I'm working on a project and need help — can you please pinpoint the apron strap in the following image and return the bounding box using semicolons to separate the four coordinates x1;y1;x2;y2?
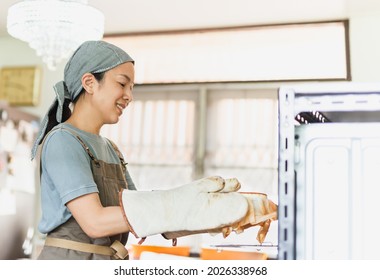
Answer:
44;237;129;260
106;138;128;168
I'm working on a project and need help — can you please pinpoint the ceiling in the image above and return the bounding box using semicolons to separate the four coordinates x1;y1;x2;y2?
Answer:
0;0;380;38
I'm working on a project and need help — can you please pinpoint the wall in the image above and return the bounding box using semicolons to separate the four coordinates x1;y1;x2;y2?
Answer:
350;13;380;82
1;12;380;120
0;37;65;120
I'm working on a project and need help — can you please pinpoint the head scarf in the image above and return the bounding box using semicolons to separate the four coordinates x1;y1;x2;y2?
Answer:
31;40;134;159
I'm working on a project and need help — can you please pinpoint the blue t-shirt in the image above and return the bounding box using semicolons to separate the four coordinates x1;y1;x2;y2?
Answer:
38;123;135;234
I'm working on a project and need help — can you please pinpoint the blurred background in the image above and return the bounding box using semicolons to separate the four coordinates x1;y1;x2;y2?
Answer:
1;0;380;260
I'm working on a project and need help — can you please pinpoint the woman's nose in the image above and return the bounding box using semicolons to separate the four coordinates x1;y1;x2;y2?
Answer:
123;89;133;103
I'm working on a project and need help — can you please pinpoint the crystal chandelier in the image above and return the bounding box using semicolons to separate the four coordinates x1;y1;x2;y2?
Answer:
7;0;104;70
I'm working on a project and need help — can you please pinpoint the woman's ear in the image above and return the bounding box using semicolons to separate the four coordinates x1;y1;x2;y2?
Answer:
81;73;95;94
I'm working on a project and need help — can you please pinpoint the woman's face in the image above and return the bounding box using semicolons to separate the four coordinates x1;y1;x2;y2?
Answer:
92;62;135;125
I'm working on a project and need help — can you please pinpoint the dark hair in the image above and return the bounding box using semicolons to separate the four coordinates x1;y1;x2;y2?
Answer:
92;71;105;82
73;71;106;103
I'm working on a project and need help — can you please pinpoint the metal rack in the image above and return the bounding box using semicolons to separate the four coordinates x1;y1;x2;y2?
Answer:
278;83;380;260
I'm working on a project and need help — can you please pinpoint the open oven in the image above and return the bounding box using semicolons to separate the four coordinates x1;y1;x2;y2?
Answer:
278;83;380;259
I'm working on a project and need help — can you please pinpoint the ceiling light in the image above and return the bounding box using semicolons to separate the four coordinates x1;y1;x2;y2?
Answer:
7;0;104;70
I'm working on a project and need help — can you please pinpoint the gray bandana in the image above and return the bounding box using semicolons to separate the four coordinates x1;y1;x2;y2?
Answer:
31;40;134;159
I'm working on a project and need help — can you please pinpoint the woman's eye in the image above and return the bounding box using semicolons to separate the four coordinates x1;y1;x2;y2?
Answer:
119;83;125;87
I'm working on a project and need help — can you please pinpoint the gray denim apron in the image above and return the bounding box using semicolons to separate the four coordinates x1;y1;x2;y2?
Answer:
37;128;129;260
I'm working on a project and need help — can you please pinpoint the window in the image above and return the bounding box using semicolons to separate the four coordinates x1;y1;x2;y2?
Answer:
204;89;278;197
105;20;350;84
101;88;198;189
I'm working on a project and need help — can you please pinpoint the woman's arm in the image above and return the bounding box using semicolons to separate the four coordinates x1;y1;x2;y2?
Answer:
66;193;129;239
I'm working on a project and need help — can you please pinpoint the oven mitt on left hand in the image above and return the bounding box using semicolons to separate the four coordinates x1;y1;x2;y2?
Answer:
162;192;277;245
222;192;278;243
119;176;249;239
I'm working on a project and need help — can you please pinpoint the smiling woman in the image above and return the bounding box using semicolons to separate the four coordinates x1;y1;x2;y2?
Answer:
31;40;136;260
72;62;135;128
30;40;262;260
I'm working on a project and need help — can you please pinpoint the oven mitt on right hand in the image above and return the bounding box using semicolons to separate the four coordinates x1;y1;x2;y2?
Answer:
119;176;249;239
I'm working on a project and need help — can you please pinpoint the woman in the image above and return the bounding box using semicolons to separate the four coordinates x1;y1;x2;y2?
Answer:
31;40;250;260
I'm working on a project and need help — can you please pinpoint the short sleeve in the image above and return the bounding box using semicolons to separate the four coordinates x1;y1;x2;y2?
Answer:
41;129;99;205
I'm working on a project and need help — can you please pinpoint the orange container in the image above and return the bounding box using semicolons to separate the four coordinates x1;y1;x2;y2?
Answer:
200;247;267;260
130;244;191;260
